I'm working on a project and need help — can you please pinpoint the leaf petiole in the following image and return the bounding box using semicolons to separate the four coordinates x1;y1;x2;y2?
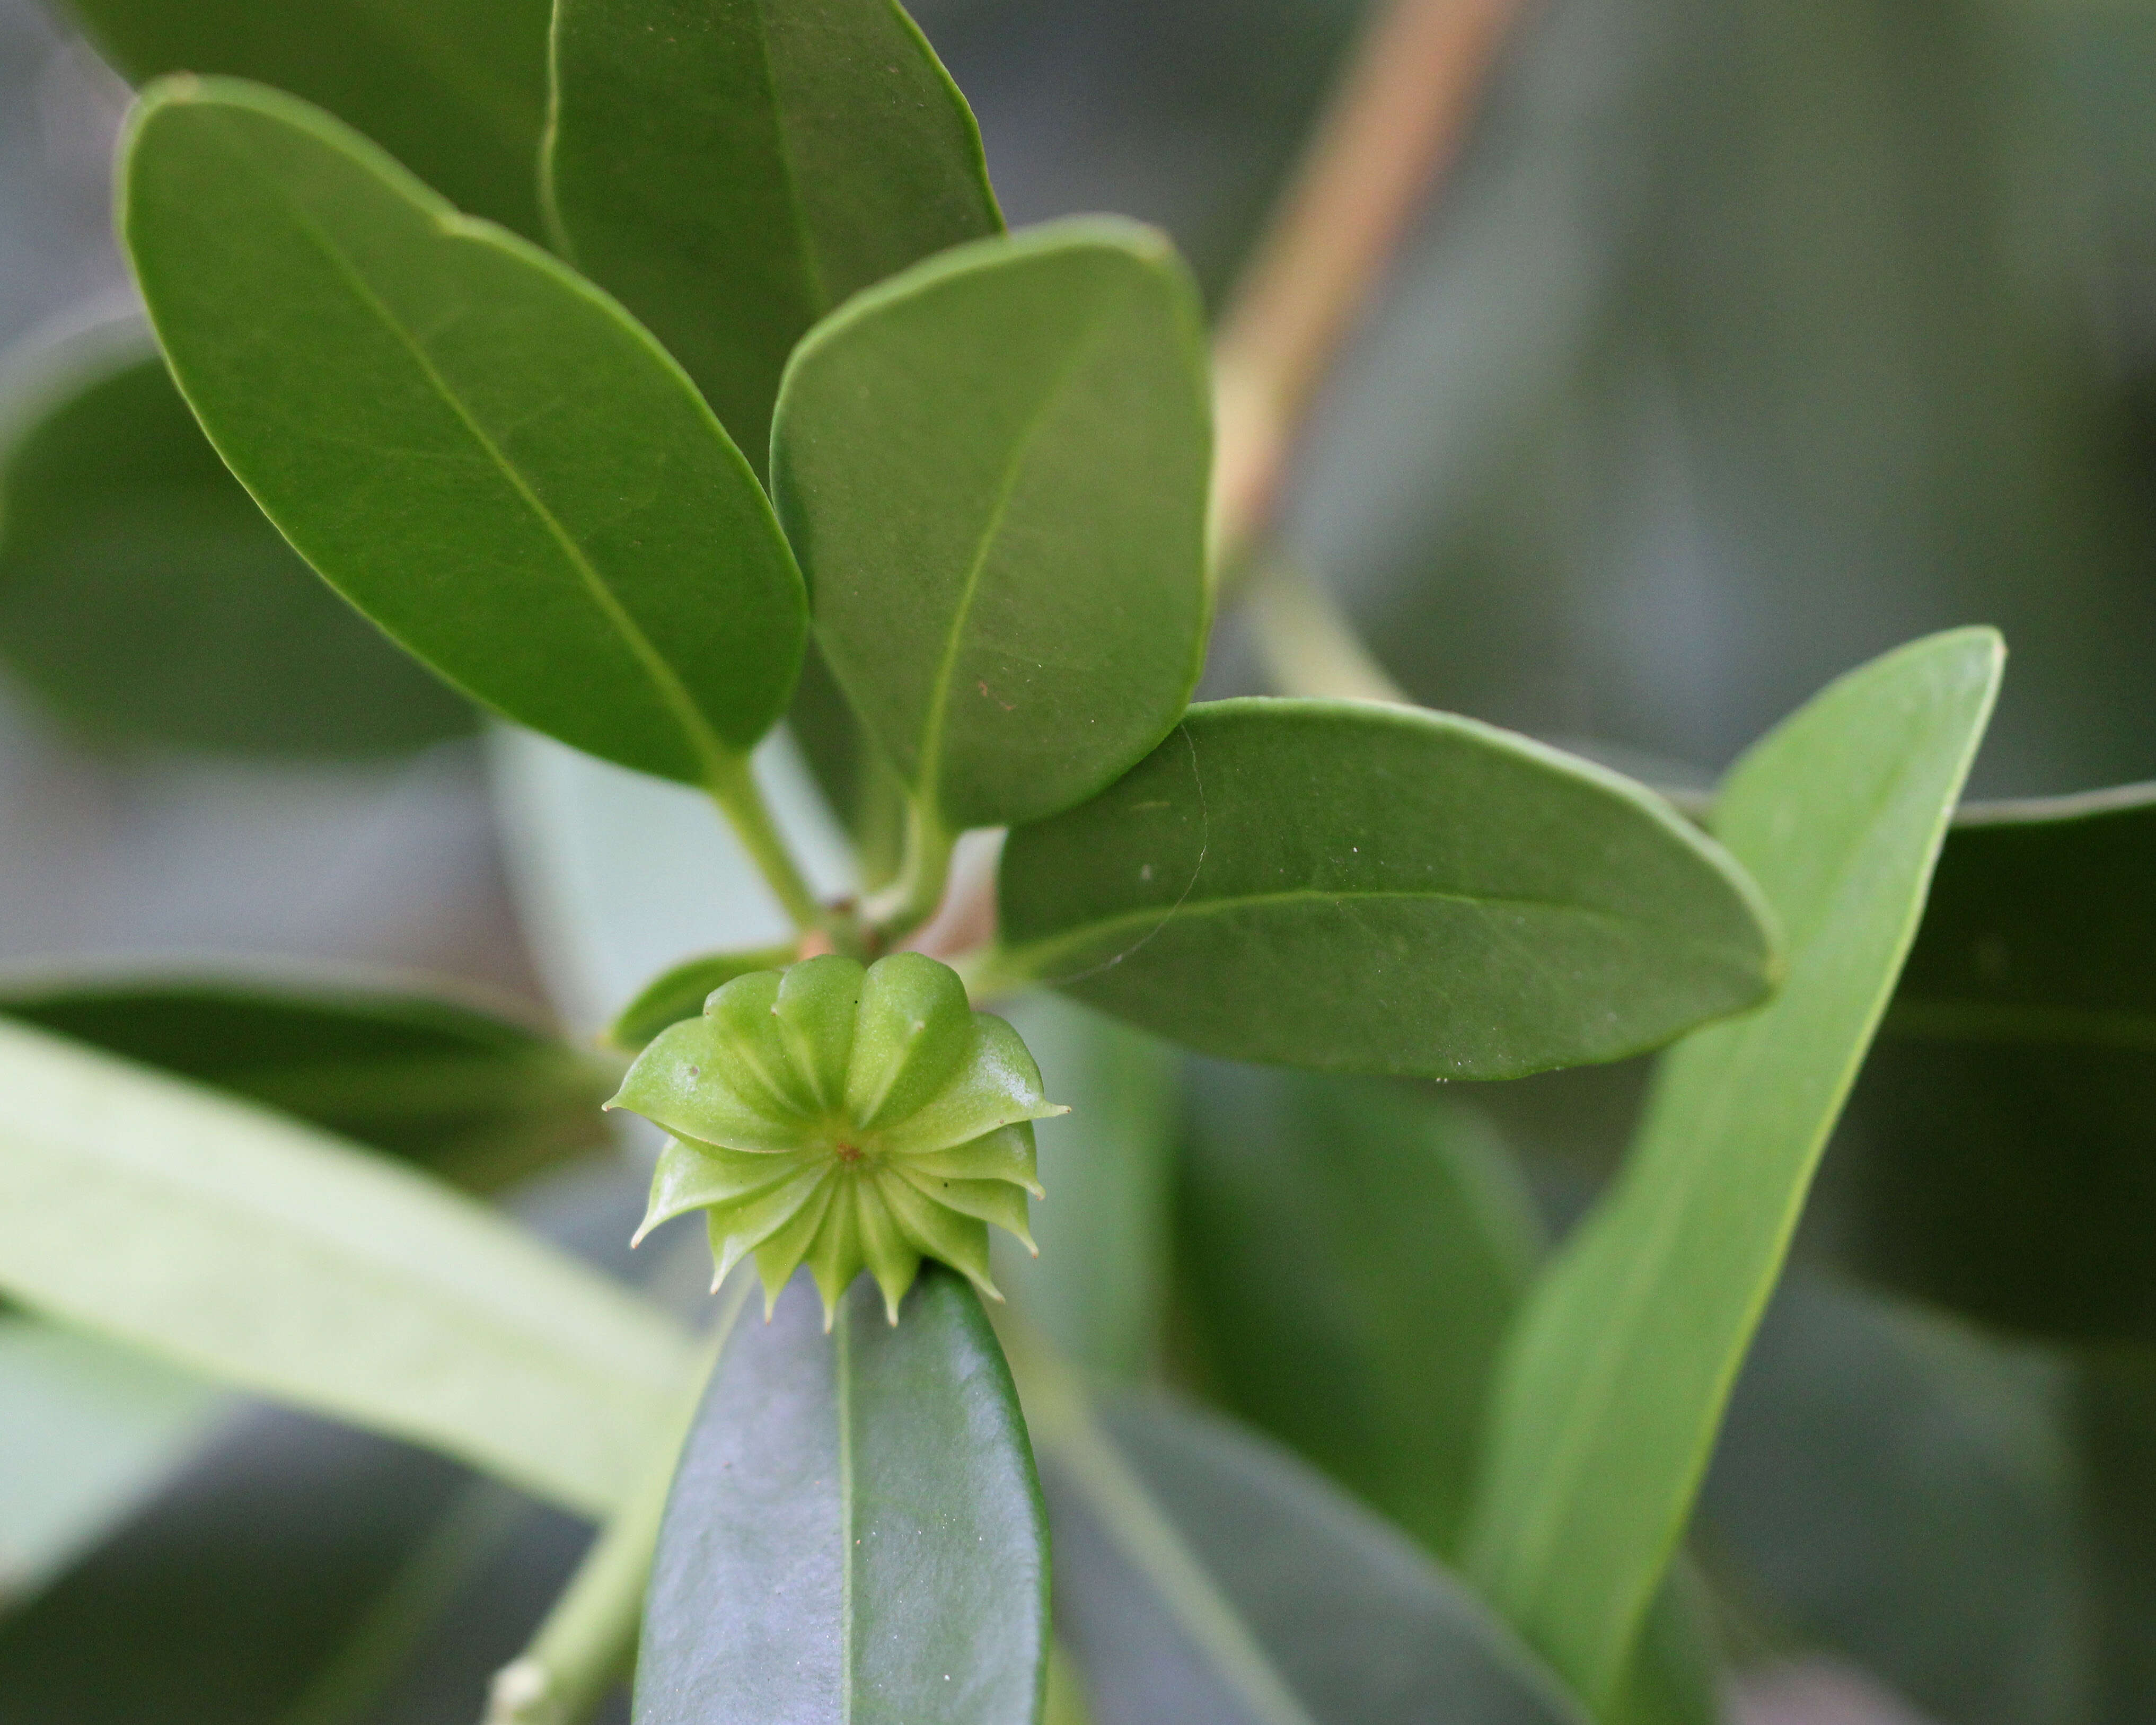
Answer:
706;751;828;937
864;796;957;945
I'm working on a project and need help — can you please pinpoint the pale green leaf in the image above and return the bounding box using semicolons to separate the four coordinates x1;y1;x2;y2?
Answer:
0;1017;696;1516
1463;628;2003;1709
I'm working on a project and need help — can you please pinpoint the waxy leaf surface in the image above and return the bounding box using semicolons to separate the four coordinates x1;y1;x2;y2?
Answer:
121;78;806;786
637;1266;1046;1724
773;221;1211;832
998;699;1779;1078
0;972;615;1193
0;324;470;758
0;1017;694;1516
62;0;552;235
547;0;1000;466
1463;629;2002;1709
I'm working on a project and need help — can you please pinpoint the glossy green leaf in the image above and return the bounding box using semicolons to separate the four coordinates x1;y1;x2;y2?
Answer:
606;944;799;1051
0;1316;224;1609
545;0;1001;468
61;0;552;236
636;1266;1046;1724
1825;779;2156;1341
121;77;807;786
1179;1064;1538;1556
772;220;1211;832
0;1016;696;1516
1025;1371;1592;1725
998;994;1180;1380
0;972;615;1193
998;698;1780;1078
1463;628;2003;1709
0;323;471;759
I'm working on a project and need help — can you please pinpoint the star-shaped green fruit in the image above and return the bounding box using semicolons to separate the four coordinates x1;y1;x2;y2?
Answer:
609;952;1064;1326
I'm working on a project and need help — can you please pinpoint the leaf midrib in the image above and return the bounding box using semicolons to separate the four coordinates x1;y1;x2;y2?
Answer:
1004;884;1764;981
911;286;1122;813
204;107;733;783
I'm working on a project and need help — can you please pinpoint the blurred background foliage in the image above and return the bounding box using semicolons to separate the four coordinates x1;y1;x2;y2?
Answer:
1;0;2153;1721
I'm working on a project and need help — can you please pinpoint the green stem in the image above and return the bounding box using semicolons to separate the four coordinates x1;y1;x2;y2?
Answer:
707;751;826;936
1244;558;1409;705
484;1282;750;1725
865;796;956;945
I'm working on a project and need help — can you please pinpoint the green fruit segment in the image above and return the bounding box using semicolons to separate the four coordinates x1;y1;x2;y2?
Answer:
612;953;1062;1323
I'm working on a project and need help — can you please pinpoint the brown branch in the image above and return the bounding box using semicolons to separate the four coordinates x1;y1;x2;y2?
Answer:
1209;0;1530;575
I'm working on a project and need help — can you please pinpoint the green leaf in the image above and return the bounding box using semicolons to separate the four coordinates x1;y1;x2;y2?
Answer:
0;1316;224;1610
0;971;617;1193
120;76;807;786
0;1016;696;1516
606;945;799;1051
1825;779;2156;1341
1174;1063;1725;1723
1178;1064;1538;1556
637;1266;1046;1724
0;322;471;759
997;698;1781;1078
61;0;553;236
1025;1373;1592;1725
998;994;1180;1380
771;220;1212;832
545;0;1001;468
1462;628;2003;1709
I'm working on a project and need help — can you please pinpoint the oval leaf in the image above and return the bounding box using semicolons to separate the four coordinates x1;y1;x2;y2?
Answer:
997;698;1780;1078
0;971;617;1193
637;1265;1047;1724
0;1016;695;1516
546;0;1001;467
0;322;472;759
120;76;807;785
62;0;553;236
772;220;1212;832
1463;628;2003;1710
